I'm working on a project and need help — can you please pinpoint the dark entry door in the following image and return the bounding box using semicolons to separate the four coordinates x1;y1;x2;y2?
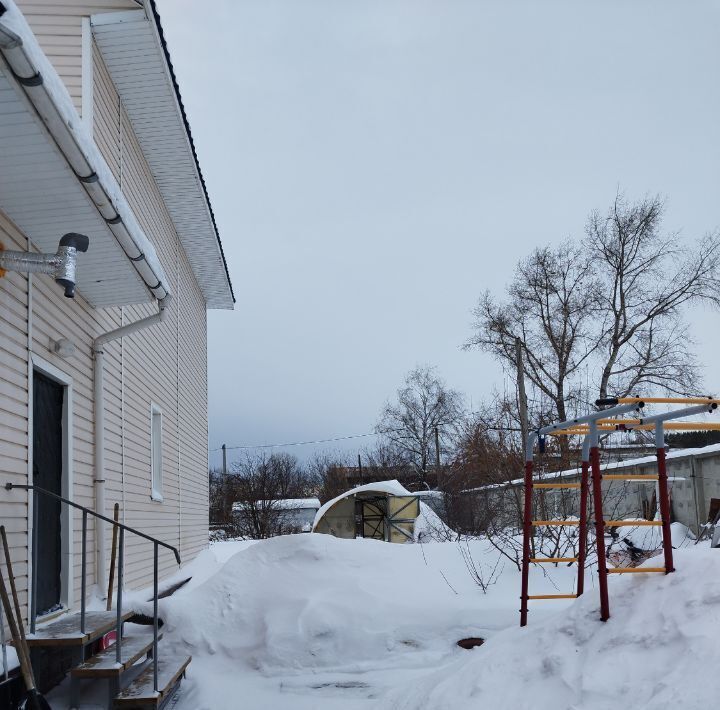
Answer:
33;371;64;616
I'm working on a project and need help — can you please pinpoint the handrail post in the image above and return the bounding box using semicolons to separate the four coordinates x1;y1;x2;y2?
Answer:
81;510;87;635
153;541;159;694
30;489;38;635
115;527;124;664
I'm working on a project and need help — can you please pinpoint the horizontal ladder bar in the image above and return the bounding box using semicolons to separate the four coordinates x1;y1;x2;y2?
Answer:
614;396;718;405
527;594;577;600
607;567;666;574
602;474;658;481
532;520;580;526
604;520;662;527
530;557;578;563
551;422;720;435
532;482;581;489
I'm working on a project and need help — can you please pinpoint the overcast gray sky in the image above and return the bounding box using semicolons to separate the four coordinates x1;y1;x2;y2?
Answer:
156;0;720;468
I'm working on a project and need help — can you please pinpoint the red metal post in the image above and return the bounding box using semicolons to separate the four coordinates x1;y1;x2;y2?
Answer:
520;460;534;627
576;459;590;596
590;445;610;621
655;444;675;573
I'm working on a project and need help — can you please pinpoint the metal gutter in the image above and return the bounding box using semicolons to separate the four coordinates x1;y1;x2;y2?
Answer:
0;5;171;303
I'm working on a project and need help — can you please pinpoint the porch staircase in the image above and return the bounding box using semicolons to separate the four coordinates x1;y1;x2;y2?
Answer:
4;482;191;709
27;610;190;708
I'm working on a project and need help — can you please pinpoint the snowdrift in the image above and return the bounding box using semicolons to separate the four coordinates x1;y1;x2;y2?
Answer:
379;547;720;710
159;534;486;672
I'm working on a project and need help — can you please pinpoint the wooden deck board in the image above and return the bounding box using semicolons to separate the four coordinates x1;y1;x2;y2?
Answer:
114;654;191;708
71;629;163;678
25;610;134;647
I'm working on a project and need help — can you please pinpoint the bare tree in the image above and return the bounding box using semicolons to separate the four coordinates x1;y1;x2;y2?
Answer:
361;440;412;480
466;195;720;425
307;453;351;504
376;366;464;485
588;194;720;399
465;241;598;425
230;452;310;538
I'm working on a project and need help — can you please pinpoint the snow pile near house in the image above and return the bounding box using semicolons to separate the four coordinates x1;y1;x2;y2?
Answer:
414;502;455;541
379;546;720;710
159;534;487;673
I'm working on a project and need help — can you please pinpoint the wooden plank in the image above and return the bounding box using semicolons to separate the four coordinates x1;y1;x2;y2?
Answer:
114;654;191;707
25;610;133;647
71;629;162;677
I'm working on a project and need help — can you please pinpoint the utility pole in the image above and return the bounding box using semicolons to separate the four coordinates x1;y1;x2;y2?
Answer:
515;337;529;448
358;453;363;484
221;444;229;523
434;425;441;483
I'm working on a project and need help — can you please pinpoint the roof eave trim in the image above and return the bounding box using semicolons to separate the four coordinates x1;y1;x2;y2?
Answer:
144;0;235;307
0;1;171;303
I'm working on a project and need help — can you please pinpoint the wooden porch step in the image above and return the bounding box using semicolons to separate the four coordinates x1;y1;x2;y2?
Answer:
25;610;134;647
71;629;163;678
114;653;191;708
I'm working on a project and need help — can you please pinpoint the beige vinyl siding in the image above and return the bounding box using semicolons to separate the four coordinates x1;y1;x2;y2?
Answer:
2;1;210;621
0;213;30;620
92;40;121;181
17;0;138;112
120;98;208;582
94;62;208;587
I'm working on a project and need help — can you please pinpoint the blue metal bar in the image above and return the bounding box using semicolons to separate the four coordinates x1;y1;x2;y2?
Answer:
81;509;87;635
116;527;124;664
537;402;644;436
640;402;716;425
153;542;158;693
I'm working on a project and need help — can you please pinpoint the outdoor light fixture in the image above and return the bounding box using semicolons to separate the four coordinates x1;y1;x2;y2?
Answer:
0;232;89;298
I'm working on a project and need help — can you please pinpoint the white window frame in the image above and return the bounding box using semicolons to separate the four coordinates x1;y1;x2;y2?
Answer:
150;402;163;502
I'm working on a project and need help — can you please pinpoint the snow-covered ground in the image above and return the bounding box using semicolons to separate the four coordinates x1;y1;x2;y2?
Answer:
379;546;720;710
158;533;578;710
47;526;711;709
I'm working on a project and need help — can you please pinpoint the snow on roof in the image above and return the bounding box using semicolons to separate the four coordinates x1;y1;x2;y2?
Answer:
312;480;412;531
466;442;720;494
233;498;320;512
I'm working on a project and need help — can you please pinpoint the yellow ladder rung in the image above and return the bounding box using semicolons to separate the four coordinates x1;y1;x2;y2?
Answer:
527;594;577;600
530;557;578;563
532;520;580;526
603;474;659;481
533;483;581;489
607;567;666;574
605;520;662;527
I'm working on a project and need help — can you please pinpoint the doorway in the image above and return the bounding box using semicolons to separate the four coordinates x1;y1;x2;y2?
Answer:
32;370;65;617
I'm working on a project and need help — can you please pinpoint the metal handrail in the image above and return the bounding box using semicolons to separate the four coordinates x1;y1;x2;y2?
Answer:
5;482;181;694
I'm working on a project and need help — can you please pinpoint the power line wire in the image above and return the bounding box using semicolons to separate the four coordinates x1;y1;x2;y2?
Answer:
211;431;384;452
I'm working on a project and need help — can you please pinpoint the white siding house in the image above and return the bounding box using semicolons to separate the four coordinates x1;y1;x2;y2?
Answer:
0;0;232;652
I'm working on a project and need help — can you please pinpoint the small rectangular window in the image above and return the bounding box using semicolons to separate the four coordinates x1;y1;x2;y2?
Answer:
150;403;163;502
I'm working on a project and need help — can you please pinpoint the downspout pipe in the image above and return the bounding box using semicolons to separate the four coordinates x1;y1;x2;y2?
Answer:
93;298;169;594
